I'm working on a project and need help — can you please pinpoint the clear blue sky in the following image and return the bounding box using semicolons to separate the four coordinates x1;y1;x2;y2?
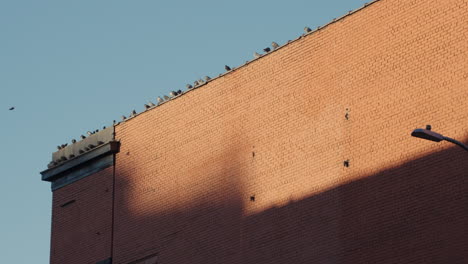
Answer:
0;0;367;262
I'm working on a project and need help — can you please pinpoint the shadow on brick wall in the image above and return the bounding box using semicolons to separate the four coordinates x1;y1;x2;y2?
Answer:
114;140;468;264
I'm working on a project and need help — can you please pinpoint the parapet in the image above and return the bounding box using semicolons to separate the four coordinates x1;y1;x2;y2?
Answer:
41;127;120;191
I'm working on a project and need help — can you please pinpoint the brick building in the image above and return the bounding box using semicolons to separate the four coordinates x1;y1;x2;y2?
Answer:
41;0;468;263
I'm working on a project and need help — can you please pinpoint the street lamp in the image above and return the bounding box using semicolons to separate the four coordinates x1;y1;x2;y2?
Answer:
411;125;468;152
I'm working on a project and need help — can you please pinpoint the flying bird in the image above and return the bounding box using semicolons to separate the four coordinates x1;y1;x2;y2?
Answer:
8;107;14;111
186;84;193;89
304;27;312;33
254;52;261;59
272;42;279;49
225;65;231;71
263;47;271;53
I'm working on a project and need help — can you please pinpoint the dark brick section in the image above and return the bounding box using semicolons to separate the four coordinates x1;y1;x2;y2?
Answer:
50;167;114;264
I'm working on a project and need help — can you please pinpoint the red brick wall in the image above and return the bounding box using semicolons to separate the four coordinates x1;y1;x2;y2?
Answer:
52;0;468;263
50;167;114;264
113;0;467;263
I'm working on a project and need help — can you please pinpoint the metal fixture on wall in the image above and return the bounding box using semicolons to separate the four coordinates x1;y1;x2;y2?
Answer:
411;125;468;152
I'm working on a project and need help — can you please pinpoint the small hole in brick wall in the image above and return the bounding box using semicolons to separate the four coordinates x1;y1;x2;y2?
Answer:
95;232;101;235
343;160;350;167
126;151;130;155
250;195;256;202
60;199;76;208
252;151;255;157
345;108;350;120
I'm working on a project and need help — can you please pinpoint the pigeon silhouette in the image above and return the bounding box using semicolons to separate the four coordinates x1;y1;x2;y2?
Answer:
8;107;14;111
225;65;231;71
272;42;279;49
263;47;271;53
254;52;261;59
304;27;312;33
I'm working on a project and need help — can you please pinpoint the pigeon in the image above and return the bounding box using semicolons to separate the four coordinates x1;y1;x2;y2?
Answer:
84;147;90;151
47;161;56;169
102;126;106;129
198;79;205;84
176;90;182;95
8;107;14;111
113;120;116;125
79;149;85;154
97;141;104;145
225;65;231;71
144;104;151;109
121;115;126;121
169;91;177;97
131;110;137;116
186;84;193;89
426;125;432;131
69;154;75;159
87;131;93;136
71;139;77;144
204;76;211;82
304;27;312;33
61;144;68;148
272;42;279;49
88;144;96;149
148;102;155;107
254;52;261;59
57;146;62;150
163;95;170;100
263;47;271;53
95;129;99;133
80;135;86;140
157;97;164;104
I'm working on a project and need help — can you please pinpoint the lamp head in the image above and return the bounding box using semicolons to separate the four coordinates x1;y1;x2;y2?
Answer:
411;128;444;142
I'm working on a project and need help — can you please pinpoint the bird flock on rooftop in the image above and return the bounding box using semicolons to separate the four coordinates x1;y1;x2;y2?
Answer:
45;5;369;163
48;25;331;159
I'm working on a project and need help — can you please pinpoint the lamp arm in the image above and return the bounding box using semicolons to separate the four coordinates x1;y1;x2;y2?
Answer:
442;136;468;152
